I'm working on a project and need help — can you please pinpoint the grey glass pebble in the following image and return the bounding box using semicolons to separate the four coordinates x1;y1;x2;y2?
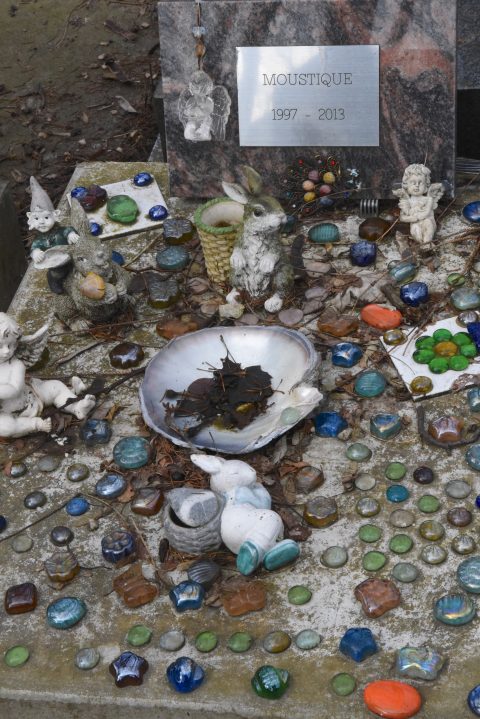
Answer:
445;480;471;499
392;562;419;583
346;443;372;462
37;455;61;473
452;534;477;555
11;535;33;553
159;630;185;651
389;509;415;528
24;491;47;509
9;462;27;478
67;463;90;482
356;497;381;517
354;473;376;491
321;546;348;568
420;545;447;565
295;629;322;650
50;526;74;546
75;647;100;670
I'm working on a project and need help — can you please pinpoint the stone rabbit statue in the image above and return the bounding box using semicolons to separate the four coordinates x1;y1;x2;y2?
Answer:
222;166;294;313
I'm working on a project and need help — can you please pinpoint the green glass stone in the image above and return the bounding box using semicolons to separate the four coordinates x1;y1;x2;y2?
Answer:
356;497;381;517
449;355;469;371
195;631;218;653
429;357;449;374
126;624;152;647
359;524;382;543
331;672;356;697
294;629;321;650
461;344;477;358
4;645;29;667
227;632;253;653
321;546;348;568
363;550;386;571
419;520;445;541
385;462;407;481
346;443;372;462
288;585;312;605
415;336;435;349
448;273;466;287
389;534;413;554
392;562;419;583
252;665;290;699
413;349;435;364
433;328;453;342
421;545;447;565
417;494;441;513
107;195;139;224
453;332;472;347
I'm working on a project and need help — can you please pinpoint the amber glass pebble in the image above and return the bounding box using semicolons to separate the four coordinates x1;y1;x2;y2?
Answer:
44;552;80;583
222;582;267;617
131;487;164;516
410;376;433;395
359;217;391;241
4;582;37;615
317;317;359;337
113;564;159;608
109;342;144;369
354;578;401;618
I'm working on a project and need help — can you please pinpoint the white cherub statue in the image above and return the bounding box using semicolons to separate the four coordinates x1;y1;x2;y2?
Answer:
191;454;299;575
0;313;95;438
178;70;231;142
393;163;444;251
27;177;79;268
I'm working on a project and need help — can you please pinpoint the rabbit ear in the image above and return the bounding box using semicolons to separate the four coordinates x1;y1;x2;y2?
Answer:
240;166;263;196
191;454;225;474
222;181;249;205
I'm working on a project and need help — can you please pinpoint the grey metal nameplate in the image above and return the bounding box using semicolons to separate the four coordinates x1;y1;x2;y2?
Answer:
237;45;379;147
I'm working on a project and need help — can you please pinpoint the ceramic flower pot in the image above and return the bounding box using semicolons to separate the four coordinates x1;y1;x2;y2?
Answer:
163;492;225;555
193;197;244;284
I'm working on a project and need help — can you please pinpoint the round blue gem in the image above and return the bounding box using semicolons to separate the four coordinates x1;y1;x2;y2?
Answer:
111;250;125;265
156;246;189;271
66;496;90;516
350;240;377;267
47;596;87;629
400;281;429;307
113;436;150;470
95;473;127;499
339;627;377;663
80;419;111;446
331;342;363;368
71;186;88;200
468;685;480;715
463;201;480;224
89;221;103;236
0;515;7;533
166;657;205;693
149;204;169;221
386;485;409;503
101;529;136;563
313;411;348;438
133;172;154;188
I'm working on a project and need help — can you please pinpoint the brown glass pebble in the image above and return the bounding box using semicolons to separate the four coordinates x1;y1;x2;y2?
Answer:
295;466;324;494
222;582;267;617
113;564;158;608
358;217;391;241
446;507;472;527
354;578;401;618
413;466;434;485
109;342;144;370
44;552;80;583
303;496;338;528
131;487;164;516
4;582;37;615
428;416;463;443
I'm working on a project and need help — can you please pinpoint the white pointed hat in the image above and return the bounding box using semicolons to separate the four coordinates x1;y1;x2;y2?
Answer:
29;176;54;213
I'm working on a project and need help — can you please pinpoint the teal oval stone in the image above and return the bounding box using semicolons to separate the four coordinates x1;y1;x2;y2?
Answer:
457;556;480;593
113;436;150;470
308;222;340;244
107;195;139;224
46;597;87;629
434;593;476;625
354;370;386;398
263;539;300;571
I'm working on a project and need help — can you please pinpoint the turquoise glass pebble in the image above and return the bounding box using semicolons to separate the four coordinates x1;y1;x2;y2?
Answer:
465;444;480;471
386;485;409;503
156;246;189;271
263;539;300;571
370;413;402;440
47;596;87;629
434;593;476;625
113;436;150;469
457;556;480;593
307;222;340;244
354;370;386;398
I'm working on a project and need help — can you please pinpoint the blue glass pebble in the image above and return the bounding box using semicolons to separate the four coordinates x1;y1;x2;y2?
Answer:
71;186;88;199
468;322;480;352
133;172;154;188
89;221;103;237
331;342;363;368
66;496;90;516
169;581;205;612
113;436;150;470
166;656;205;693
370;413;402;440
156;246;189;271
350;240;377;267
95;474;127;499
319;196;334;207
457;556;480;593
47;596;87;629
386;485;409;503
339;627;378;663
468;685;480;716
101;529;136;563
111;250;125;266
149;204;168;221
400;281;429;307
80;419;111;446
110;651;148;687
434;593;476;625
476;495;480;509
314;411;348;437
0;515;7;533
466;445;480;471
463;201;480;224
354;370;386;398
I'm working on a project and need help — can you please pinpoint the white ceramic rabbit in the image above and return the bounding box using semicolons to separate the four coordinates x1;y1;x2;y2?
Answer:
222;166;294;314
191;453;286;574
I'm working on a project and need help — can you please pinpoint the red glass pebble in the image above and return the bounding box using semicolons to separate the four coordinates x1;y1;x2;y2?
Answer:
364;680;422;718
360;304;403;330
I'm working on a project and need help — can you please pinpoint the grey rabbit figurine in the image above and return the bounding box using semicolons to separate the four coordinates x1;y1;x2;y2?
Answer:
222;166;294;313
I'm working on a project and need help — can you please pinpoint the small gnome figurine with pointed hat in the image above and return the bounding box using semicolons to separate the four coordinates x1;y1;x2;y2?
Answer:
27;177;79;267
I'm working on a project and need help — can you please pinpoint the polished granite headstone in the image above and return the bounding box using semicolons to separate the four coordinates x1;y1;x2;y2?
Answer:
458;0;480;90
158;0;456;198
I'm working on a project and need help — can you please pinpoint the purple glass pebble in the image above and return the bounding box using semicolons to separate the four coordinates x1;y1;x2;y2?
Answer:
109;651;149;687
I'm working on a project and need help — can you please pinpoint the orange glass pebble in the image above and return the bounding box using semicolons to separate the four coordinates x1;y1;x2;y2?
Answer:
434;340;458;357
304;191;316;203
80;272;105;300
360;304;403;330
317;317;359;337
113;564;158;608
364;680;422;719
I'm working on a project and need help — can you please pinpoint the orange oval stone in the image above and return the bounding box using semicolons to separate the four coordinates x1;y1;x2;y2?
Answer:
364;680;422;719
80;271;105;300
360;304;403;330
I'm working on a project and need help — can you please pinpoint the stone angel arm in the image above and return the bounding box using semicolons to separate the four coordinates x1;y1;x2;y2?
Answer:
427;182;445;211
210;85;231;141
16;321;50;368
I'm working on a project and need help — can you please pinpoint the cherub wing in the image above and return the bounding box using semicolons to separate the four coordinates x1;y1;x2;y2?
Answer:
427;182;444;210
178;88;193;127
16;321;50;368
210;85;231;141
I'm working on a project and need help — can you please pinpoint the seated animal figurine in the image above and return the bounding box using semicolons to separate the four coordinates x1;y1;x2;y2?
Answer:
191;453;298;575
0;313;95;438
222;166;294;314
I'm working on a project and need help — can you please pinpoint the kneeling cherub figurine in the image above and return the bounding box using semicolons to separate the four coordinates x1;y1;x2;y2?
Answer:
0;313;95;438
393;163;444;252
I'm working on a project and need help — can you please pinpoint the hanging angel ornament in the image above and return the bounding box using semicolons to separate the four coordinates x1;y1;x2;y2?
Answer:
178;69;231;142
392;163;444;251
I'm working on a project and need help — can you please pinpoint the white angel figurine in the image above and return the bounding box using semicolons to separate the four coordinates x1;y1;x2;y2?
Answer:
0;313;95;438
392;163;444;251
178;70;231;142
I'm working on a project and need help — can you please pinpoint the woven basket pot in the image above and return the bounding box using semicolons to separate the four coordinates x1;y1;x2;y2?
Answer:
194;197;244;284
163;492;225;555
